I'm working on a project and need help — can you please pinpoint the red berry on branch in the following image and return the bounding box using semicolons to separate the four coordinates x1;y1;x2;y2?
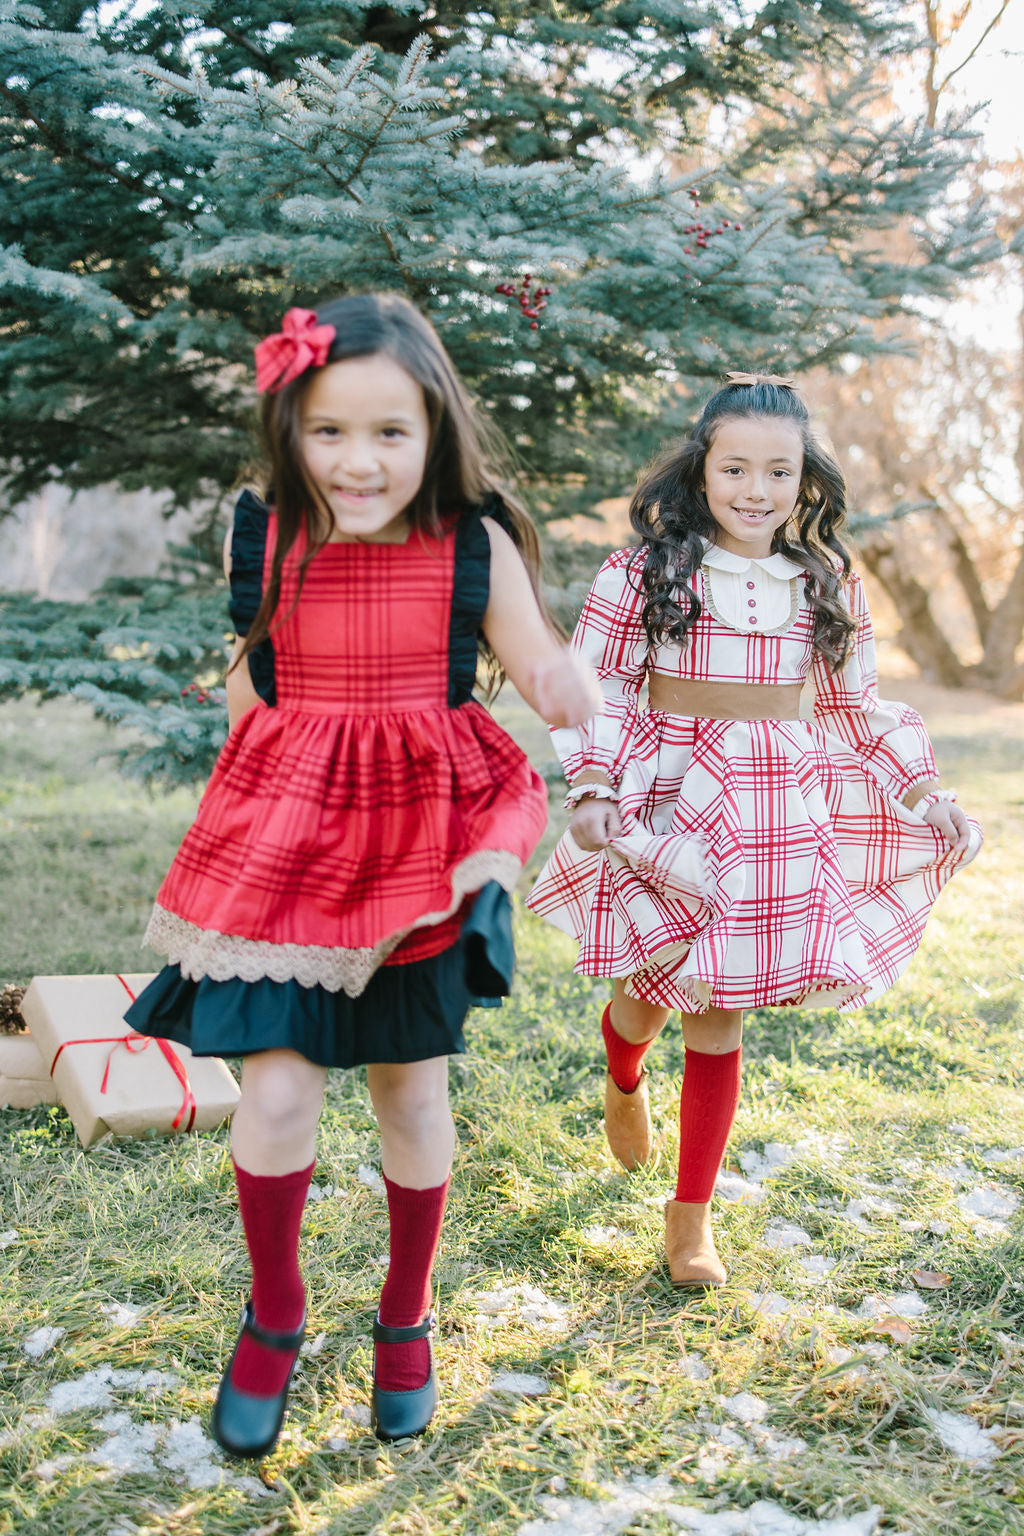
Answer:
734;222;743;230
530;321;539;330
683;247;692;255
180;687;189;696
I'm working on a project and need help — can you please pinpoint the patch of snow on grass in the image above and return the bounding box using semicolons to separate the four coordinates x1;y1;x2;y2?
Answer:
855;1292;927;1321
715;1172;765;1204
23;1326;65;1359
491;1371;549;1396
721;1392;769;1424
763;1225;812;1250
796;1254;836;1279
33;1454;78;1482
45;1367;117;1416
845;1196;898;1224
43;1365;178;1418
471;1283;569;1332
679;1353;711;1380
957;1185;1018;1224
756;1429;808;1461
581;1225;620;1245
514;1479;881;1535
356;1164;385;1193
100;1302;144;1329
924;1408;1000;1465
160;1417;270;1495
87;1411;159;1475
935;1162;975;1185
0;1230;18;1249
885;1291;930;1318
305;1182;337;1202
983;1146;1024;1164
743;1291;810;1319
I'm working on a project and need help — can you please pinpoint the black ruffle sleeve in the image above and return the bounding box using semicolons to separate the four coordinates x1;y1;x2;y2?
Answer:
227;489;276;706
447;502;493;707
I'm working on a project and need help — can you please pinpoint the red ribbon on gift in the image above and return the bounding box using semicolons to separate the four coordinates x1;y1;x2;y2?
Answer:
47;975;197;1133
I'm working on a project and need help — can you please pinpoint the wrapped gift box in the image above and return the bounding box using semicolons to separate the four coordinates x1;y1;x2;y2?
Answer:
21;973;240;1148
0;1032;59;1108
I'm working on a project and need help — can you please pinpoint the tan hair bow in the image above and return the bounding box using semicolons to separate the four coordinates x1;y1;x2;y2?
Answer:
725;370;797;389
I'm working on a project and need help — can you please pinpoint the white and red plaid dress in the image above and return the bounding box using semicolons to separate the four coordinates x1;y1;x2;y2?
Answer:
527;544;981;1012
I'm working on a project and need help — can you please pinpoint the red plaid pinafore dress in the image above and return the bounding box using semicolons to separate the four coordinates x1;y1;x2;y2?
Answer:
527;546;981;1013
126;494;547;1067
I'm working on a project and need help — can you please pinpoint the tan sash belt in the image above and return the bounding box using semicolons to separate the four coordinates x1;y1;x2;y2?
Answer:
647;674;804;720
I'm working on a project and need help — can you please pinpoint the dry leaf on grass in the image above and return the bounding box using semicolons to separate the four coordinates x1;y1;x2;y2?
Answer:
870;1315;915;1343
912;1268;951;1289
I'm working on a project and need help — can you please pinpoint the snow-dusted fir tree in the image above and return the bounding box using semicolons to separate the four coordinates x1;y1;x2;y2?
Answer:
0;1;1005;780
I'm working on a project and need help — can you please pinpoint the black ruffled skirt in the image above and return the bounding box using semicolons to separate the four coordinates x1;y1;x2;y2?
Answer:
124;883;514;1069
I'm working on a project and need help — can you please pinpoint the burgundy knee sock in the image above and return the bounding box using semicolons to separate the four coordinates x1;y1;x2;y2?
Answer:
375;1174;450;1394
601;1002;652;1093
675;1047;742;1203
229;1159;314;1397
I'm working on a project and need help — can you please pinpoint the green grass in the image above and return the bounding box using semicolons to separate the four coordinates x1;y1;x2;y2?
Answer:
1;692;1023;1535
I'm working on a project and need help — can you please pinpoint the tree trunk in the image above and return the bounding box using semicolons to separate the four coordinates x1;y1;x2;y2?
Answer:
856;534;968;688
973;547;1024;696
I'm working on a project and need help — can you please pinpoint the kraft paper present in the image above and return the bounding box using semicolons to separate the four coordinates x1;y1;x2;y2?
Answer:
0;1032;59;1108
21;973;240;1148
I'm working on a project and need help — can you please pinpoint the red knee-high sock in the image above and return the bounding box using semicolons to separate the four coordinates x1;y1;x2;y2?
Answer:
229;1159;314;1397
375;1174;450;1394
601;1003;652;1094
675;1047;742;1203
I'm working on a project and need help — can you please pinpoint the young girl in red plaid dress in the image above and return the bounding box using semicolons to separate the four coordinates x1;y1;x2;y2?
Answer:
528;374;980;1287
124;293;600;1456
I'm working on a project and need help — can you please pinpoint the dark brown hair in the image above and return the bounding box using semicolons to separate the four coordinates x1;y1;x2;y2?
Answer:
628;377;856;671
235;292;553;689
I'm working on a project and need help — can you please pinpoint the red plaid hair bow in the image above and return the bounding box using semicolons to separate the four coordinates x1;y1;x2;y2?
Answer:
254;308;336;394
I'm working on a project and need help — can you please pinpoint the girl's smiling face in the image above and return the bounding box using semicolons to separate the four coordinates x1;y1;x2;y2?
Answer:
300;353;431;541
702;415;803;559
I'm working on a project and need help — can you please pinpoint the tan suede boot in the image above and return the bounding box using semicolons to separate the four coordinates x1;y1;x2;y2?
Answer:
603;1071;653;1170
664;1198;727;1287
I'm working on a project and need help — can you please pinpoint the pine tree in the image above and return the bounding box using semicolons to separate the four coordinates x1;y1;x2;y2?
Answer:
2;0;1001;514
0;1;1006;781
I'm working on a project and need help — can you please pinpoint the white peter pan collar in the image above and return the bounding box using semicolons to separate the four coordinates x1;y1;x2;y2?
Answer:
700;540;805;582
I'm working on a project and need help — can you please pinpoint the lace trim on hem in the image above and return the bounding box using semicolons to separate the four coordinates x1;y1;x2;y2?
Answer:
143;849;521;998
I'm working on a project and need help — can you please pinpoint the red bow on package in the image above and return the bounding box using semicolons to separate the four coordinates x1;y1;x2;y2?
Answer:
47;974;198;1133
254;308;336;394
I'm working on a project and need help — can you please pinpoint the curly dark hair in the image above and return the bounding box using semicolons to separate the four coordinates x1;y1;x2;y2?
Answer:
628;377;856;672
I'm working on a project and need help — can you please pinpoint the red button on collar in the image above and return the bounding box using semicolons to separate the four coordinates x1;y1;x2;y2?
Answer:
747;598;756;607
748;616;758;625
746;581;755;589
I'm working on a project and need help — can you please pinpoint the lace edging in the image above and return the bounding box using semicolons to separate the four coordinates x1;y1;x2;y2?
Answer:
144;849;521;998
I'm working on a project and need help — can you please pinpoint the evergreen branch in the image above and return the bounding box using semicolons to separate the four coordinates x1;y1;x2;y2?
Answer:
205;14;286;80
0;81;191;213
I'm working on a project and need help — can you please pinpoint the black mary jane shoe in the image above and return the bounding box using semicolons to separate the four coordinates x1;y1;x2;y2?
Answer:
370;1312;437;1443
211;1299;306;1461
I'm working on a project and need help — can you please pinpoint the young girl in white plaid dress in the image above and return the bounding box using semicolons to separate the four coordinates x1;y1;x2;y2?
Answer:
528;374;980;1286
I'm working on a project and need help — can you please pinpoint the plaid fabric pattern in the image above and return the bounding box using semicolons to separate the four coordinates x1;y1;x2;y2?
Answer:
528;548;981;1012
153;515;547;984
